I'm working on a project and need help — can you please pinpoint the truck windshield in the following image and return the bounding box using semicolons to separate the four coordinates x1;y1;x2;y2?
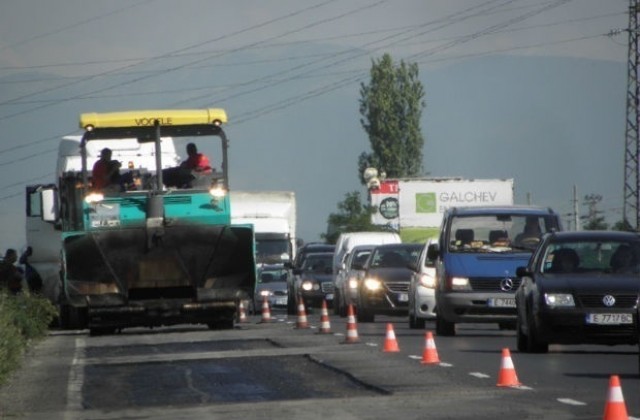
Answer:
448;214;557;253
255;239;290;264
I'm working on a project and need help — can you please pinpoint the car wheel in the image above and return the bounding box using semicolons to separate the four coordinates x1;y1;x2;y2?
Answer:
499;321;516;330
286;294;297;315
526;311;549;353
516;316;527;352
435;315;455;336
338;299;347;317
357;308;374;323
333;291;341;316
409;313;426;329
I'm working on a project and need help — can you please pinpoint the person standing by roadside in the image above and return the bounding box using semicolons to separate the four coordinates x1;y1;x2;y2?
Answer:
0;249;23;295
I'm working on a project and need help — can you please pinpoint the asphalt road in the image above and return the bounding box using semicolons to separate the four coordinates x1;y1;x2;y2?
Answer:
1;308;638;419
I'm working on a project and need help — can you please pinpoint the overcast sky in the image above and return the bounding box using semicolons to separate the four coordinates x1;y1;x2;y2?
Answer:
0;0;631;251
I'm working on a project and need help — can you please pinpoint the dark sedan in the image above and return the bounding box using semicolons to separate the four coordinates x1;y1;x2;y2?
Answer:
355;243;423;323
292;252;334;310
515;230;640;353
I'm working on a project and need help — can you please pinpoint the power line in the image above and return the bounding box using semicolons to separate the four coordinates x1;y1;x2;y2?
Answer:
0;0;157;52
0;0;341;113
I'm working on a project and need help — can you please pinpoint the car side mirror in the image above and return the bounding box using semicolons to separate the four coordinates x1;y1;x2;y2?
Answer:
284;261;293;269
292;268;302;275
351;262;363;270
515;266;530;278
426;243;439;260
408;261;418;272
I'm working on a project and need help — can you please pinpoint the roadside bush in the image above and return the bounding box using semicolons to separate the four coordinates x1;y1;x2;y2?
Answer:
0;292;58;385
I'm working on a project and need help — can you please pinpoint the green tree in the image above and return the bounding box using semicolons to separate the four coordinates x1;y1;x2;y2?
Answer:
322;192;380;244
323;54;425;241
581;194;608;230
357;53;426;183
611;219;634;231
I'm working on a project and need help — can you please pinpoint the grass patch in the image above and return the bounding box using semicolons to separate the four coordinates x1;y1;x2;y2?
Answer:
399;227;439;243
0;292;58;385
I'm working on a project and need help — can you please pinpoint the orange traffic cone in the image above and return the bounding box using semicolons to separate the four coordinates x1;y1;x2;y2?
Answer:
259;296;271;323
237;300;248;323
317;299;332;334
603;375;628;420
295;295;309;329
496;348;521;387
382;323;400;352
342;304;360;343
420;331;440;364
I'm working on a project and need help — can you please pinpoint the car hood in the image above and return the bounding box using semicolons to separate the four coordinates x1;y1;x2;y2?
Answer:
366;267;413;282
538;273;640;294
302;273;333;283
444;253;530;277
255;282;288;294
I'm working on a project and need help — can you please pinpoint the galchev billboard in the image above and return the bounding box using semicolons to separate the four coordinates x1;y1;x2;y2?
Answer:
370;178;514;228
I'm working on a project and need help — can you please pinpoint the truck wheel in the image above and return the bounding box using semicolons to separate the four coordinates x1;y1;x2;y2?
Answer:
89;327;116;336
435;315;455;336
357;309;374;323
59;304;87;330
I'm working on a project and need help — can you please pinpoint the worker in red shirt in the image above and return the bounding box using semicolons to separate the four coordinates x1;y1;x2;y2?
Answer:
180;143;212;173
162;143;213;188
92;148;122;191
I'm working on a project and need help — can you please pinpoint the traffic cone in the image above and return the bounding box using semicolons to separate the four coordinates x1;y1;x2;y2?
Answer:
317;299;332;334
237;300;248;323
295;295;309;329
342;304;360;343
603;375;628;420
259;295;271;323
420;331;440;364
496;348;521;387
382;323;400;352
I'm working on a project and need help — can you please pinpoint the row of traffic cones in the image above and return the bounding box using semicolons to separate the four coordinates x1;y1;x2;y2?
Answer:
242;299;630;418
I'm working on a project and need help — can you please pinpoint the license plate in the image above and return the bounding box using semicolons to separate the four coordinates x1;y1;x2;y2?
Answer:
586;313;633;325
325;293;334;301
488;298;516;308
274;297;287;306
398;293;408;302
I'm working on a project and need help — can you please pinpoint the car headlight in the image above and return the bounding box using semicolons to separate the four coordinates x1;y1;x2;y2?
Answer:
363;278;382;291
449;276;470;291
544;293;575;307
302;280;318;291
259;290;272;297
418;273;436;288
85;192;104;204
348;278;359;289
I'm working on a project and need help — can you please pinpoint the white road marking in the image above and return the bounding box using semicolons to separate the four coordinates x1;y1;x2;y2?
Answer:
64;337;86;419
366;342;378;347
469;372;491;379
557;398;587;406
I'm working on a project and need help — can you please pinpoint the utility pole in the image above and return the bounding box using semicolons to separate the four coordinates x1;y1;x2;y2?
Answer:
573;185;580;231
623;0;640;231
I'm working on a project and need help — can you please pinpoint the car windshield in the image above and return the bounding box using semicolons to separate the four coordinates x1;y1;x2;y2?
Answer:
258;268;288;283
448;214;558;253
301;254;332;273
369;246;421;268
351;250;371;268
541;240;640;274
